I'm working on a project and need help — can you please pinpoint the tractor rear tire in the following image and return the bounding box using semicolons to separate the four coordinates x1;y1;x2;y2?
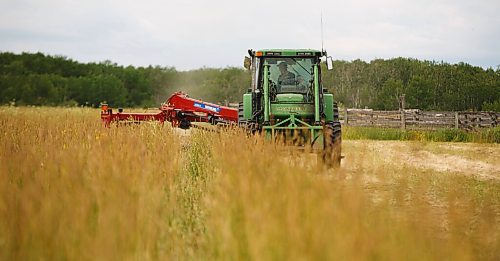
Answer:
323;122;342;168
323;102;342;168
238;102;250;130
333;102;340;121
238;102;245;124
238;102;258;133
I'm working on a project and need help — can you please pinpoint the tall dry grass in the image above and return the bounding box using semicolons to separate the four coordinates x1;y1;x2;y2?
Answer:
0;107;499;260
0;107;188;260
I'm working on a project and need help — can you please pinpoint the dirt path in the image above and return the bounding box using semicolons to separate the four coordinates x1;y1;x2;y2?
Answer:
343;140;500;181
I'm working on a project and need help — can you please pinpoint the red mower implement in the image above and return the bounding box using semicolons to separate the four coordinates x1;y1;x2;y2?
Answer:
101;91;238;129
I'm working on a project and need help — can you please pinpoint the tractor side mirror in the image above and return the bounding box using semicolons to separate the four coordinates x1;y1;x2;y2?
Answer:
326;56;333;70
243;56;251;70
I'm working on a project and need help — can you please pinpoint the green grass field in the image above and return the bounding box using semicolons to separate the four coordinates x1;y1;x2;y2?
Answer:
1;107;499;260
344;126;500;143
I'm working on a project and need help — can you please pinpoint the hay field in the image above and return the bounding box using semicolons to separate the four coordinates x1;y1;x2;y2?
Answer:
1;107;499;260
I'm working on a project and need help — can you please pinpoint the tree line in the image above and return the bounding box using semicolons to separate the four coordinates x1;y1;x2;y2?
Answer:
0;52;249;108
322;58;499;111
0;52;498;111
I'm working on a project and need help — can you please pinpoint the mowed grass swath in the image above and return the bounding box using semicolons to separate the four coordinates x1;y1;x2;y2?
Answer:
1;107;499;260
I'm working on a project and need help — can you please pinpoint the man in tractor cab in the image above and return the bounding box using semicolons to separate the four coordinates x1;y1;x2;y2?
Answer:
278;62;296;86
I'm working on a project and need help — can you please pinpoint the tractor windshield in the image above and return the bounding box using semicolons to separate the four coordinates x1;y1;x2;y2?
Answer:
265;57;314;94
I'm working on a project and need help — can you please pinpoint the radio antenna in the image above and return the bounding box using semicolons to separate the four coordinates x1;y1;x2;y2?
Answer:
321;12;324;53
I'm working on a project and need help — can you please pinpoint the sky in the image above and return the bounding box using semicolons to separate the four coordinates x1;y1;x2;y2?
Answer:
0;0;499;70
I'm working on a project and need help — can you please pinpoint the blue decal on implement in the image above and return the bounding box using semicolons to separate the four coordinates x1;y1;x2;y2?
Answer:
194;102;220;113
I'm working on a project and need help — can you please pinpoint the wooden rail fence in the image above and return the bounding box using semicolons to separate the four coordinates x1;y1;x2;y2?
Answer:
341;108;499;130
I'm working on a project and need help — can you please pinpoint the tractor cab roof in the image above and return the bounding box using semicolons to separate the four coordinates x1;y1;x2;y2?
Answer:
252;49;324;57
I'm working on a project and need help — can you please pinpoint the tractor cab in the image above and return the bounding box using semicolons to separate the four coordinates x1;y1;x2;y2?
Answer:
242;49;333;125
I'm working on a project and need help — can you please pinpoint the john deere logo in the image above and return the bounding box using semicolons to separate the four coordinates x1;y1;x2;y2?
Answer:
276;107;305;111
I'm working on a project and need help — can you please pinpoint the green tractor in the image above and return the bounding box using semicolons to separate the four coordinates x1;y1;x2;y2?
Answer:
240;49;342;166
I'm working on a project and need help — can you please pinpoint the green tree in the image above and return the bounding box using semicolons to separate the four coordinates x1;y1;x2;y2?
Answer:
406;76;432;109
374;79;404;110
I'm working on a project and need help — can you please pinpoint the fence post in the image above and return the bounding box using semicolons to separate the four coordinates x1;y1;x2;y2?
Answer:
401;110;406;130
399;94;406;130
455;112;459;129
344;107;348;125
